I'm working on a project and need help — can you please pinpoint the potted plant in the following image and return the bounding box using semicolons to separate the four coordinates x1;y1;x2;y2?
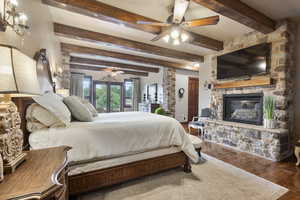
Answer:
263;96;276;129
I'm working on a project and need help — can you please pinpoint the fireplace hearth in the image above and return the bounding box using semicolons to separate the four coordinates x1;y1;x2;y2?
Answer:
223;93;263;125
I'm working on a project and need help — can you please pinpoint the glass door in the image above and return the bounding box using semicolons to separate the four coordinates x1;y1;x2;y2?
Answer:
110;83;123;112
93;81;108;113
93;81;123;113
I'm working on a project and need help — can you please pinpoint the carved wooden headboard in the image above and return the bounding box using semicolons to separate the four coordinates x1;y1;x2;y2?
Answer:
12;49;54;150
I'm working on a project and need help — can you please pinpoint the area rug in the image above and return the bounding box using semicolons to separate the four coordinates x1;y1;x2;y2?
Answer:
77;154;288;200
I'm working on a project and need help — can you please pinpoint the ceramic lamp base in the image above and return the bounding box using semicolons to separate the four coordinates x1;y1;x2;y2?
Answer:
0;98;25;174
3;152;27;174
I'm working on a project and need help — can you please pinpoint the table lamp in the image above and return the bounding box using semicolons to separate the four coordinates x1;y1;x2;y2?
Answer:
0;45;40;174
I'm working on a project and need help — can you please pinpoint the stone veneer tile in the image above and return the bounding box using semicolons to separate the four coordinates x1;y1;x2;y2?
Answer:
205;20;296;161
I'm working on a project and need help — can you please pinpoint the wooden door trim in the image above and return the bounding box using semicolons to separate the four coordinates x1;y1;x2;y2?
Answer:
188;77;199;122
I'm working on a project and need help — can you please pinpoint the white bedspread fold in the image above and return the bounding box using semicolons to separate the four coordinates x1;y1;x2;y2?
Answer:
29;112;199;163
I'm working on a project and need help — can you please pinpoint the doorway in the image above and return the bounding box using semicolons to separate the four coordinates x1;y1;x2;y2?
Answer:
93;81;123;113
188;77;199;122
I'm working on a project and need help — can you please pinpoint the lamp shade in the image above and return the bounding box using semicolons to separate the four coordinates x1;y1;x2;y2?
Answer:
0;45;40;96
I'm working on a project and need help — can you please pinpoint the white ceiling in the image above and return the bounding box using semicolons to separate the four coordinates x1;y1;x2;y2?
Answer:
48;0;300;68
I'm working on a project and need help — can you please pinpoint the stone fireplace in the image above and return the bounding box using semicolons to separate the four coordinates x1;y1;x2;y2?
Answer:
223;93;263;125
202;21;296;161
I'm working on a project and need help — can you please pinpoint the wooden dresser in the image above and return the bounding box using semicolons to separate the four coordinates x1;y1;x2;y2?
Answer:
0;146;71;200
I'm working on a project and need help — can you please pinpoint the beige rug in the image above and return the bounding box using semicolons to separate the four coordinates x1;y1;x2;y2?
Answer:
77;154;288;200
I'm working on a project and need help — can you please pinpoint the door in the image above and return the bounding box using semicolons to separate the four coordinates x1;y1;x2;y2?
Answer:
188;77;199;122
109;83;123;112
93;81;109;113
93;81;123;113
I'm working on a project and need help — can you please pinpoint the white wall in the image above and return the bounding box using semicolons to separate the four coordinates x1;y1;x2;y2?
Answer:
198;56;212;111
139;68;198;122
0;0;61;87
140;67;164;103
175;70;198;122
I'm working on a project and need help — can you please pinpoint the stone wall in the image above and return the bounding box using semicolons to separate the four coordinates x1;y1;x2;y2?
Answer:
204;20;297;161
163;68;176;117
204;120;290;161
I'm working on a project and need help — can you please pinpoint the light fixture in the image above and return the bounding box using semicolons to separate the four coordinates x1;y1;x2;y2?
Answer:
173;39;180;46
163;35;170;43
0;45;40;173
163;27;191;46
181;32;189;42
0;0;29;36
194;63;200;68
170;28;180;39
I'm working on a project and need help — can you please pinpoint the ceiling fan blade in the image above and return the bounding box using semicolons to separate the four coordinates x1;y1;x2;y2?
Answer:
173;0;190;24
151;29;171;42
137;21;171;27
182;16;220;27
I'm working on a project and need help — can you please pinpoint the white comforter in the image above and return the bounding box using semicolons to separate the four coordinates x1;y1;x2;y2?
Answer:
29;112;199;163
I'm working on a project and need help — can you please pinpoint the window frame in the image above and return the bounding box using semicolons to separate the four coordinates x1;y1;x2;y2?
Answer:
123;79;134;108
83;75;93;103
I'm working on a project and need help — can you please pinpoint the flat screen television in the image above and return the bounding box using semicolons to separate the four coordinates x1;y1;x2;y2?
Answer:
217;43;271;80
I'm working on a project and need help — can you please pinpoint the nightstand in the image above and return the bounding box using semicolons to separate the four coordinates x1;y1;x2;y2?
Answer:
0;146;71;200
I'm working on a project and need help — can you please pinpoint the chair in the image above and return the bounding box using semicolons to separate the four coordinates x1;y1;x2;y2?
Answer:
188;108;211;137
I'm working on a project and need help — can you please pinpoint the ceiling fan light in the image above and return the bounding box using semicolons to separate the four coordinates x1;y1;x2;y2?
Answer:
18;13;28;25
173;39;180;45
163;35;170;43
171;29;180;39
181;33;189;42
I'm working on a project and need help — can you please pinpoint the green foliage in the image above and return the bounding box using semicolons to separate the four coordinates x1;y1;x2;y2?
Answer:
95;85;108;112
155;107;166;115
95;84;121;112
264;96;275;120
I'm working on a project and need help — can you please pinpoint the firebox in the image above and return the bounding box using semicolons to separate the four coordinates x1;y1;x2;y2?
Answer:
223;93;263;125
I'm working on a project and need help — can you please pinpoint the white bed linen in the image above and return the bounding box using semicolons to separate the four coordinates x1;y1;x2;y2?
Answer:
69;147;180;176
29;112;199;163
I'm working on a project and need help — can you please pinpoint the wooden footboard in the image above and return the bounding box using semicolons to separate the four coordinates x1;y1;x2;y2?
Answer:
69;151;190;196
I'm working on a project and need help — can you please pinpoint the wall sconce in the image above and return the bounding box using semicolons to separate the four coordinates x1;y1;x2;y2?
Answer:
0;0;29;36
203;81;212;90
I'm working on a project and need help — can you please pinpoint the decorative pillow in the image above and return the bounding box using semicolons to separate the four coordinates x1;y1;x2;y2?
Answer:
26;103;66;132
81;99;98;117
33;93;71;126
63;96;93;122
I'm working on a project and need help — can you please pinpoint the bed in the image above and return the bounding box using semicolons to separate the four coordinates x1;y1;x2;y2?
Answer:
14;97;199;196
12;50;199;196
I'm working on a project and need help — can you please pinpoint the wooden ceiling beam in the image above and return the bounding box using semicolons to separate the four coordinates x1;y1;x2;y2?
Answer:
70;56;160;73
192;0;276;34
61;43;199;71
70;64;149;76
54;23;203;62
42;0;223;51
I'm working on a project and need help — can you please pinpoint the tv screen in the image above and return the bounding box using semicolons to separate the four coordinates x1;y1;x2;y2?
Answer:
217;43;271;80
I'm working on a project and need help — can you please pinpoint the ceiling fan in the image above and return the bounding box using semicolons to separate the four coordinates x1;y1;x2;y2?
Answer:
136;0;220;45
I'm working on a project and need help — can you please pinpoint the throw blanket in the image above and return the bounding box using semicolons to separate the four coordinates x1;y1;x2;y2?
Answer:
29;112;199;164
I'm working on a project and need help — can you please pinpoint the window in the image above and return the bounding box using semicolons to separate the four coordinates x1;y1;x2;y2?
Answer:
83;76;92;102
124;79;133;108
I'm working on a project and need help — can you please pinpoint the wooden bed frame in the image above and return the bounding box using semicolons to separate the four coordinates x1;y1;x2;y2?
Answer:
13;97;192;196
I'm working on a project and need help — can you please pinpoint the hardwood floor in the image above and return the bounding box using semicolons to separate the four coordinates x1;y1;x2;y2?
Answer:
184;125;300;200
201;142;300;200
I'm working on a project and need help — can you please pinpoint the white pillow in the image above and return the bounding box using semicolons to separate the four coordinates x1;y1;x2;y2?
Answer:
26;103;66;132
81;99;98;117
63;96;93;122
33;93;71;126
